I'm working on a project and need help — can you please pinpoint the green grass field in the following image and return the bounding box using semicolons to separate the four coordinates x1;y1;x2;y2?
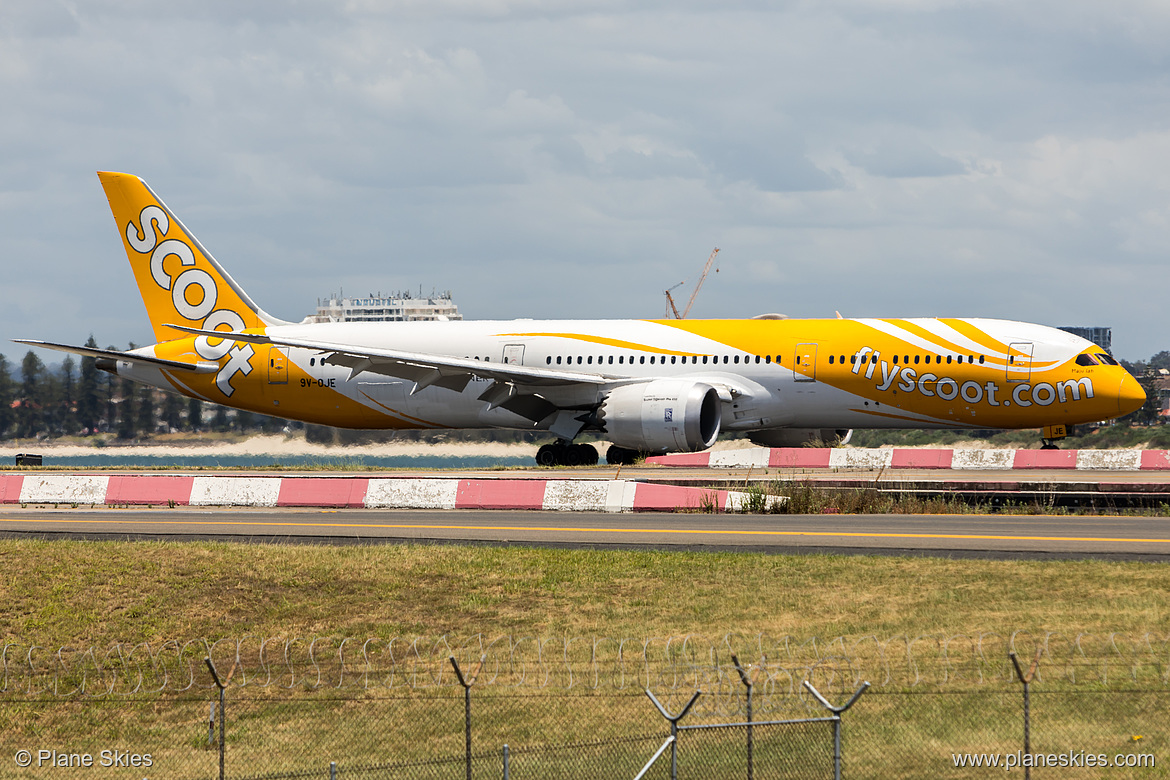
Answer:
4;539;1168;646
3;540;1167;779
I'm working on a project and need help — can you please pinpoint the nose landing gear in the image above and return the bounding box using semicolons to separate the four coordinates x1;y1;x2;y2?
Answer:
1040;423;1069;450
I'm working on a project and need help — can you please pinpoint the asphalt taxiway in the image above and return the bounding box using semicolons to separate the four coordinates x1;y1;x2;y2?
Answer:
3;506;1169;561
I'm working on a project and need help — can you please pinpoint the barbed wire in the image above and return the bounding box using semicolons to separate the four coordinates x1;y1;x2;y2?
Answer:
3;631;1168;701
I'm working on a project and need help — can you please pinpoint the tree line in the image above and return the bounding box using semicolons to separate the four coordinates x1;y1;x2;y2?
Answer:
0;337;285;441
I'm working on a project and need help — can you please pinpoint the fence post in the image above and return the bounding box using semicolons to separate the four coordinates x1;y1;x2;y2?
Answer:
645;689;701;780
204;657;238;780
502;744;509;780
450;654;485;780
329;761;337;780
802;680;869;780
1010;651;1040;780
731;653;761;780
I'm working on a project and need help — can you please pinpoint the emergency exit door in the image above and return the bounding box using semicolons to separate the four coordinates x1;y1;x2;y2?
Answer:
268;346;288;384
1006;342;1033;383
502;344;525;365
794;343;817;382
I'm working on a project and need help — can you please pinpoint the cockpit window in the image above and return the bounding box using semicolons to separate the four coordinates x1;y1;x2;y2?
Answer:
1075;354;1099;366
1097;353;1119;366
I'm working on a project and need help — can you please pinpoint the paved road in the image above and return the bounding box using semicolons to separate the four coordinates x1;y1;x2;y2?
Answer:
3;507;1169;560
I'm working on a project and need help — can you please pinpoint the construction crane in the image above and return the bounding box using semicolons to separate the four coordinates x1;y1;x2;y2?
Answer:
664;248;720;319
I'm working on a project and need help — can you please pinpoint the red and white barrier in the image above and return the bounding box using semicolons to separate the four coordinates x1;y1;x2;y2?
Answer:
647;447;1170;471
1;474;769;512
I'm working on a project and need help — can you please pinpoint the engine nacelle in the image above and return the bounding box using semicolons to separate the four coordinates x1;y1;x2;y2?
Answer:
600;379;721;453
748;428;852;448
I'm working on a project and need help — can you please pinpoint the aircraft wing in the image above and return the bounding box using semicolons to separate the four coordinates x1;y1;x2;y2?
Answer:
12;339;219;374
164;325;623;394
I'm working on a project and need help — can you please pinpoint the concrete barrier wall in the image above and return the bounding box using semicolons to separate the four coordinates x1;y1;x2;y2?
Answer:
20;475;109;505
190;476;283;507
0;473;755;513
652;447;1163;471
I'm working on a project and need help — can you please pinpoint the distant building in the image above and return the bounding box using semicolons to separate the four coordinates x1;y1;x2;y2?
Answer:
1058;326;1112;355
305;290;462;323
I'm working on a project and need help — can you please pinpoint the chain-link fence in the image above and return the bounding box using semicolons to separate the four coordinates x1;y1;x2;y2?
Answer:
1;632;1165;779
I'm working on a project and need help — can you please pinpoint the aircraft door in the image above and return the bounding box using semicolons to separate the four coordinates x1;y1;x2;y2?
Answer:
268;346;288;384
1006;342;1033;383
794;343;817;382
502;344;525;365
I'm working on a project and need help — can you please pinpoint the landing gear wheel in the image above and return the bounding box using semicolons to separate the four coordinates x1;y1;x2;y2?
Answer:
1041;441;1059;450
571;444;599;466
606;445;641;466
535;442;600;467
536;444;559;467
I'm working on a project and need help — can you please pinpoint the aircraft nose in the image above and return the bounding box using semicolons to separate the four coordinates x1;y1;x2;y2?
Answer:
1118;372;1146;417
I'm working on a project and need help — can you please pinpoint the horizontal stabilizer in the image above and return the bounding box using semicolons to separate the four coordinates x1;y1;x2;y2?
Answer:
12;339;219;374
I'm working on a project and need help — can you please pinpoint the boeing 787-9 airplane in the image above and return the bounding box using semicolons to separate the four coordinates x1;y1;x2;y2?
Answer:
16;173;1146;465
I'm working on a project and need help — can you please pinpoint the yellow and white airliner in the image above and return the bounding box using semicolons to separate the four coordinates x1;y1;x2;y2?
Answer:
17;172;1146;465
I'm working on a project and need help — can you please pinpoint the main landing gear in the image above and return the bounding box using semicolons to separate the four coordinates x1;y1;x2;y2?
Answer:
605;445;643;466
536;441;600;467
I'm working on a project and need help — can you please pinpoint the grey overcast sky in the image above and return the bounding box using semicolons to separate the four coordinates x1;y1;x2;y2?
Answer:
3;0;1169;360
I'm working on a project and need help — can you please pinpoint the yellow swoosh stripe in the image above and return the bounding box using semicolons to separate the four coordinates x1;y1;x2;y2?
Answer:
494;332;706;356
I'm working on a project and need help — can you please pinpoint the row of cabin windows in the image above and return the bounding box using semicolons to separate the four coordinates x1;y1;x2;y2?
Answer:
545;354;783;366
310;352;1005;369
829;353;986;366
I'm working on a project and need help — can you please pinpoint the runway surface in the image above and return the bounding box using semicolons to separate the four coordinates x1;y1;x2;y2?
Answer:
3;506;1169;561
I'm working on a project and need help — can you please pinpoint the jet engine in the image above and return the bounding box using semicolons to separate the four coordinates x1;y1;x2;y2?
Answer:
748;428;852;447
600;379;721;453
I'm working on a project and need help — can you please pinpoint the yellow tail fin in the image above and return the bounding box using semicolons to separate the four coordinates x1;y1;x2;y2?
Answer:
97;171;287;343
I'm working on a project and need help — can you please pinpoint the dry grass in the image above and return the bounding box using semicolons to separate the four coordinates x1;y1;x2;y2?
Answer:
2;540;1169;648
3;540;1168;779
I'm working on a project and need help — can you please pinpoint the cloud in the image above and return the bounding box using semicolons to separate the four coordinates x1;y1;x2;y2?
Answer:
1;0;1169;361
